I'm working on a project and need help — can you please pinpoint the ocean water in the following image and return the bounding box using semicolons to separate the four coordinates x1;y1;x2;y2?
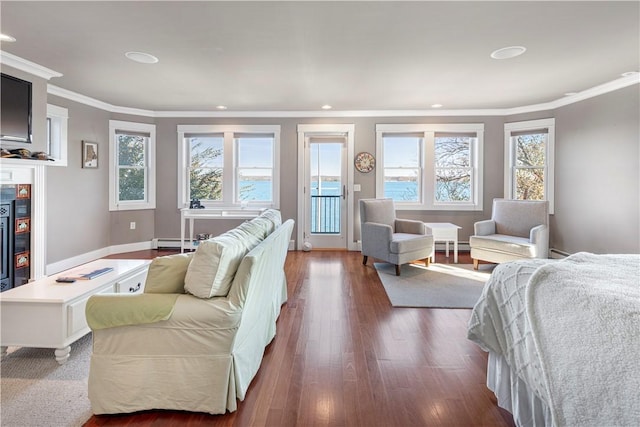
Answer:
240;180;420;201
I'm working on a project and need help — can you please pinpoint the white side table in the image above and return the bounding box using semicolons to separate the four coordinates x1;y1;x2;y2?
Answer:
424;223;462;263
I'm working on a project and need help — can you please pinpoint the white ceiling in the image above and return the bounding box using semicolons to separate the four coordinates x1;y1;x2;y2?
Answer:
1;1;638;113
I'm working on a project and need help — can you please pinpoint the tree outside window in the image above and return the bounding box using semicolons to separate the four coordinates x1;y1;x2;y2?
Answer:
514;133;545;200
117;134;147;202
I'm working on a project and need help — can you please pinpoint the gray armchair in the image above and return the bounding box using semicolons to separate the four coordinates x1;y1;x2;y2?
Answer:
359;198;434;276
469;199;549;269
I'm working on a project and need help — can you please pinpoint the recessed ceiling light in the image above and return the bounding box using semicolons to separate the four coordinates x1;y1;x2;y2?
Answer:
490;46;526;60
431;104;443;108
125;51;159;64
216;105;227;110
621;71;639;77
0;33;16;42
321;105;333;110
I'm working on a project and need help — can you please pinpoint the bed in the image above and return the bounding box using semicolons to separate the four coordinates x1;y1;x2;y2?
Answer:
467;252;640;427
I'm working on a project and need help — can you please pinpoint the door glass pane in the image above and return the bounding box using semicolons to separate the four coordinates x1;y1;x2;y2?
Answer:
310;143;341;234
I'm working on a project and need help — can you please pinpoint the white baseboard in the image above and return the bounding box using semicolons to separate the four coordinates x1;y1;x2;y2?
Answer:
46;241;152;275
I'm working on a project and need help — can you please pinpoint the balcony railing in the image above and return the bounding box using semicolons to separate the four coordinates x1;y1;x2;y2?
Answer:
311;195;340;234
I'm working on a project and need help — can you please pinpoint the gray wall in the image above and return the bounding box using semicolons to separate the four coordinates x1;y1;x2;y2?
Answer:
552;86;639;253
42;97;156;264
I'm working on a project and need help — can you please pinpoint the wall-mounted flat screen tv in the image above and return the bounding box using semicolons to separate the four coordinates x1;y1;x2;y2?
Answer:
1;73;33;144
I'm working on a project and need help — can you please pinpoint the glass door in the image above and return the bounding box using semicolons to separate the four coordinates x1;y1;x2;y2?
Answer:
305;137;347;249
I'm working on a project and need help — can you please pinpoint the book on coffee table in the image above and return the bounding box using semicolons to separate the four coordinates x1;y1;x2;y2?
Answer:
69;267;114;280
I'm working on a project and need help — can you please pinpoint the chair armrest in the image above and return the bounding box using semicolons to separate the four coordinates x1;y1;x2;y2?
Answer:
530;224;549;258
474;220;495;236
361;222;393;253
395;219;428;235
86;293;180;330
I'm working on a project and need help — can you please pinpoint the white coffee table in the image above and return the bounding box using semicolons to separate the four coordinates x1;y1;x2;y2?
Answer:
0;258;150;364
424;222;462;263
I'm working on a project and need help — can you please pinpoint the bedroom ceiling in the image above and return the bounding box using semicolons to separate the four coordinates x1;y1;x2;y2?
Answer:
0;1;638;113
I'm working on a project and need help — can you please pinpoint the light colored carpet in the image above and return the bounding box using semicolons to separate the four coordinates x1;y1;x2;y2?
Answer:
374;262;494;308
0;333;93;427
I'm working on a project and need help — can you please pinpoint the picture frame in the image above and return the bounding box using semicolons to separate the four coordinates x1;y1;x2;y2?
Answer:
82;141;98;168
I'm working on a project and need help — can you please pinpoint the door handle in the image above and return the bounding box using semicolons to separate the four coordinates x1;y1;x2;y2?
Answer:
342;185;346;200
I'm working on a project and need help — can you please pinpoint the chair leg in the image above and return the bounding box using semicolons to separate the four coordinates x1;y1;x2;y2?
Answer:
363;255;368;266
424;257;430;267
395;264;401;276
473;259;479;270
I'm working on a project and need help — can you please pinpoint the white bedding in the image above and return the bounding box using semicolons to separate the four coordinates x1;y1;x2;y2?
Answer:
468;253;640;427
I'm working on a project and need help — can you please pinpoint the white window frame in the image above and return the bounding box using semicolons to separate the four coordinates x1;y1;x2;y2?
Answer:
46;104;68;166
108;120;156;211
504;118;555;214
375;123;484;211
177;124;280;210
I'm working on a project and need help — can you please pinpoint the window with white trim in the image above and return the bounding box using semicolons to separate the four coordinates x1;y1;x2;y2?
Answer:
177;125;280;209
504;118;555;214
375;124;484;211
108;120;156;211
46;104;68;166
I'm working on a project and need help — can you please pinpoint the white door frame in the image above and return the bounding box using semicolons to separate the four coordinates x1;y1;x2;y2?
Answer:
297;124;356;251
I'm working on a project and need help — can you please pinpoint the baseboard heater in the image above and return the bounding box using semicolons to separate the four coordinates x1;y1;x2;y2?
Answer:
151;238;182;249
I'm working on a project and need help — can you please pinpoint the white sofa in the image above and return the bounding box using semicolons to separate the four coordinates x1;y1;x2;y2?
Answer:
86;210;293;415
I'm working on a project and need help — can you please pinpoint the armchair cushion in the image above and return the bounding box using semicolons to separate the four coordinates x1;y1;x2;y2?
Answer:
144;253;192;294
469;234;536;258
390;233;433;254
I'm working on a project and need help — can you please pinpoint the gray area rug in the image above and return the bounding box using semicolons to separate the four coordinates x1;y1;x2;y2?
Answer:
0;333;93;427
374;262;494;308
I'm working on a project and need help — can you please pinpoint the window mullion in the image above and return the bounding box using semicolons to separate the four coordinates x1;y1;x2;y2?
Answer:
224;132;235;205
423;131;435;209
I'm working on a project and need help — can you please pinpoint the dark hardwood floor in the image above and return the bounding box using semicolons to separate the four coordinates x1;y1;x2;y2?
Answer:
88;250;514;427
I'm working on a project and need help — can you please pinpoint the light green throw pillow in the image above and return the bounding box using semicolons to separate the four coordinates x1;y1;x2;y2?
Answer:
184;229;259;298
144;253;193;294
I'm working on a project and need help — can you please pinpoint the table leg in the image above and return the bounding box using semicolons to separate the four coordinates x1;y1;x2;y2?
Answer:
431;243;436;263
55;346;70;364
454;237;459;263
189;218;194;251
180;212;185;253
445;241;450;258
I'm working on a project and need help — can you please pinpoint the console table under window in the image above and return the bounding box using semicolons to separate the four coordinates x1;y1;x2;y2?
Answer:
180;208;266;252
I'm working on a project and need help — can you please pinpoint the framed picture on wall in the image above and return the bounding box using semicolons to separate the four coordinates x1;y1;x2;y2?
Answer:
82;141;98;168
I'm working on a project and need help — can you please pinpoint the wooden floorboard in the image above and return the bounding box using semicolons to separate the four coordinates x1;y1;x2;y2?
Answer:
88;250;514;427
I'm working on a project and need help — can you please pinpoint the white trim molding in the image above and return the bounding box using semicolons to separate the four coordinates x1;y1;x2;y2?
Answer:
0;50;62;80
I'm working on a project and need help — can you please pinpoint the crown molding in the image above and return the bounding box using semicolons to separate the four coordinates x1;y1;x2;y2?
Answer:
43;67;639;119
0;50;62;80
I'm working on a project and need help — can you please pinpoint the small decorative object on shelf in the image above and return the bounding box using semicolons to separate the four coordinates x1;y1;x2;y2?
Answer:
354;151;375;173
189;198;204;209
